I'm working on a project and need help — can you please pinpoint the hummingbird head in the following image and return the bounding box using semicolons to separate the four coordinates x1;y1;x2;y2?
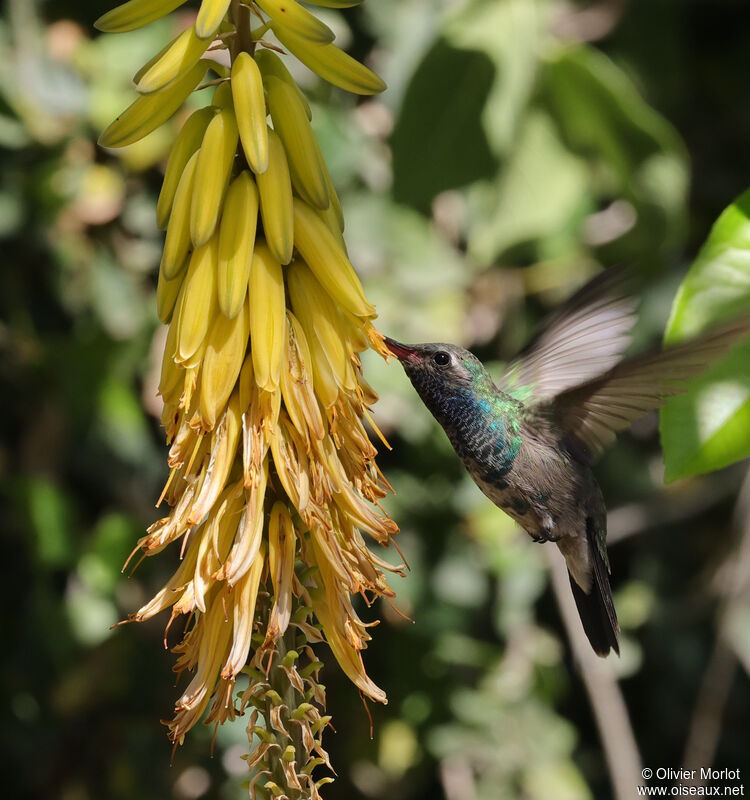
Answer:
384;338;492;425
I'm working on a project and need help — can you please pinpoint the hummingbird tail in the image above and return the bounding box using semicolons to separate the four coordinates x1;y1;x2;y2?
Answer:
568;523;620;657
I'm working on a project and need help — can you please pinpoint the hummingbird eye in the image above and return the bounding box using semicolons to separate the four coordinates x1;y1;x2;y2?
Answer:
433;351;451;367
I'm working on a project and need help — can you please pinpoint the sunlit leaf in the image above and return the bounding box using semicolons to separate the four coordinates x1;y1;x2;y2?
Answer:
661;189;750;481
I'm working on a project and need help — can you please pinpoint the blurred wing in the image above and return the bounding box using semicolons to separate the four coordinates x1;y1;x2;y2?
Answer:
500;267;639;403
555;316;750;462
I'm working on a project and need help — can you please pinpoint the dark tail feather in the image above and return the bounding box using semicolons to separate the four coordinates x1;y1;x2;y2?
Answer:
568;525;620;656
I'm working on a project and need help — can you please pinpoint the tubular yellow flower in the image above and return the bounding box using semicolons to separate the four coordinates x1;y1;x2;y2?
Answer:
156;262;183;323
100;0;396;794
270;412;313;514
190;105;239;247
272;25;387;95
266;75;329;210
98;60;206;148
157;307;182;399
222;542;266;678
256;127;294;265
193;481;244;612
169;583;234;742
249;243;286;390
187;393;242;525
255;0;334;43
231;52;269;173
199;297;249;429
266;502;296;643
95;0;187;33
135;25;210;94
287;259;354;392
241;374;281;488
194;0;231;39
219;457;268;585
280;311;326;441
292;198;375;318
160;149;198;279
217;171;259;318
176;235;218;364
256;48;312;121
156;106;214;230
211;80;233;109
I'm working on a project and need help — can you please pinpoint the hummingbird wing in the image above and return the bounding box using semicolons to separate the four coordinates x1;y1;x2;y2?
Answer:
553;316;750;462
500;267;639;403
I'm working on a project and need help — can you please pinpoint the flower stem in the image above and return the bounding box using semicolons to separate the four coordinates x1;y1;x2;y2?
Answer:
230;0;255;59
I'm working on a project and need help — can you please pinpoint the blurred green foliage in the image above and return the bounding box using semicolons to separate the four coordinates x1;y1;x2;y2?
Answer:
662;189;750;481
2;1;750;800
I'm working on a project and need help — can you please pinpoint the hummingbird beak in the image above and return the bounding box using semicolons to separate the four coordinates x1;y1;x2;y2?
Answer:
384;337;420;363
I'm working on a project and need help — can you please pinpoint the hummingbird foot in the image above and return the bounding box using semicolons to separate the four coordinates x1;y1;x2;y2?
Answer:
529;530;563;543
528;514;562;543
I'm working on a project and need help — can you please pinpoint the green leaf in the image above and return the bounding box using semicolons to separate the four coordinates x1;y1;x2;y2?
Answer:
96;375;154;465
390;0;547;215
522;760;592;800
665;190;750;340
444;0;547;157
540;45;689;258
78;513;139;594
360;0;446;111
90;250;147;340
0;188;24;237
378;720;420;778
66;579;118;647
344;192;466;342
26;478;76;568
391;39;497;213
661;189;750;481
466;110;590;262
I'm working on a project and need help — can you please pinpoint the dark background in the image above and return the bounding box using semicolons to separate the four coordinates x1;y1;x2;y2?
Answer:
2;1;750;798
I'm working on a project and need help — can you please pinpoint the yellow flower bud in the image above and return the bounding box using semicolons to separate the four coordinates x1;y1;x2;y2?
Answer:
288;259;355;391
176;236;219;365
217;172;258;319
199;296;249;430
292;198;375;318
249;243;286;391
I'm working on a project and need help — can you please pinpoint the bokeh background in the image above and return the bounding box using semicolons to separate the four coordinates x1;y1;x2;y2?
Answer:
3;0;750;798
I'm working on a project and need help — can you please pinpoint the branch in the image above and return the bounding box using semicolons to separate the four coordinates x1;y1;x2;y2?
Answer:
546;547;642;800
607;466;744;545
440;757;478;800
681;638;738;779
681;466;750;780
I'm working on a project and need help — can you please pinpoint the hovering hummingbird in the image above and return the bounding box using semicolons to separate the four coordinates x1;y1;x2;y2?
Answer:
385;269;750;656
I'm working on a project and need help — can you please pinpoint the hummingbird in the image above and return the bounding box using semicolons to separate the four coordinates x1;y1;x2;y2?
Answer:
385;269;750;656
